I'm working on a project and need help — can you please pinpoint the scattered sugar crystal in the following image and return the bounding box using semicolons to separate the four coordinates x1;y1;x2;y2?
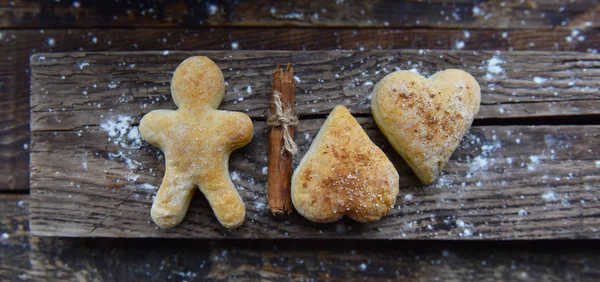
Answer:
162;50;169;55
359;263;367;271
485;56;505;79
542;191;557;201
283;12;304;19
47;37;55;47
404;194;413;201
108;81;119;89
208;4;217;15
455;40;465;50
139;183;158;190
533;77;547;84
77;62;90;69
126;173;139;182
262;166;268;175
528;155;540;171
100;116;141;149
518;209;528;216
231;171;241;181
255;201;266;210
231;41;239;49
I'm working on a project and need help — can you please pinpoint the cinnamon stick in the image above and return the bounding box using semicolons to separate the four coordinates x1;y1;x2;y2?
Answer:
267;64;296;216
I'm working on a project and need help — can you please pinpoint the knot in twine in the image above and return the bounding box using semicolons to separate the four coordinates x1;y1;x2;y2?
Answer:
267;90;299;155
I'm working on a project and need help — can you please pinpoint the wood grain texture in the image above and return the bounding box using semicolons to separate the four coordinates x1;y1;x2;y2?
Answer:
29;50;600;126
2;27;599;191
0;75;29;190
4;196;600;281
28;50;600;238
0;195;29;279
0;0;597;29
29;115;600;238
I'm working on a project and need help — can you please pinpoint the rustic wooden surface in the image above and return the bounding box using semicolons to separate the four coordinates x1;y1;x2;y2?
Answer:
28;50;600;238
1;0;597;29
4;196;600;281
29;50;600;123
2;0;600;279
2;27;599;191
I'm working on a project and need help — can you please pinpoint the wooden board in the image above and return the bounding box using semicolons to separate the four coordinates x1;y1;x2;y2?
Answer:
1;0;597;29
29;50;600;238
4;196;600;281
29;50;600;123
3;27;599;191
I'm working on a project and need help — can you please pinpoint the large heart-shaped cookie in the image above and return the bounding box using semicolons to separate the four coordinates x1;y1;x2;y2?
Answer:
371;70;480;184
291;105;399;223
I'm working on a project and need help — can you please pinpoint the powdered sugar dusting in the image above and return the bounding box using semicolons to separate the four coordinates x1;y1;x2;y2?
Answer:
100;116;142;149
456;219;474;237
231;171;241;181
467;140;502;177
484;56;505;79
138;183;158;190
542;191;557;201
533;77;547;84
100;116;146;184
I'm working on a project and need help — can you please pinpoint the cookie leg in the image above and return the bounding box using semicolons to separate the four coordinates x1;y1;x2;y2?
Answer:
151;167;195;229
197;168;245;229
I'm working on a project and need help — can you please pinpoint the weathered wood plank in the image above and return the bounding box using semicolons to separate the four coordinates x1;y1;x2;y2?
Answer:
0;75;29;190
29;50;600;130
4;196;600;281
0;0;597;29
29;114;600;238
2;27;598;191
0;195;29;279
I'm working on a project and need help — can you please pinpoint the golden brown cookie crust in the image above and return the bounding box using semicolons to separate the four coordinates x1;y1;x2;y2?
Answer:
291;105;399;223
140;56;253;229
372;70;480;184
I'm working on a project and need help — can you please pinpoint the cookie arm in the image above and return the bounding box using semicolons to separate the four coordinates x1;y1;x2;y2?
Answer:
214;111;254;148
139;110;172;147
151;163;196;229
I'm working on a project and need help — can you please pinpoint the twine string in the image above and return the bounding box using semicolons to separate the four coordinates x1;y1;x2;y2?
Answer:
267;90;298;155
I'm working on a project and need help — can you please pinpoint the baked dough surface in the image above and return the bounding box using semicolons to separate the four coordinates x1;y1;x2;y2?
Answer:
291;105;399;223
371;70;480;184
140;56;253;229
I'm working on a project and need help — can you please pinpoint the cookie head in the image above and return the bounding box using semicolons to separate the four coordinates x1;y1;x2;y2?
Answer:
170;56;225;110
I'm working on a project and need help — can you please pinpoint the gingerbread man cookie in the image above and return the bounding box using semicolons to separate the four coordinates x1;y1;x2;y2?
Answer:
140;56;253;229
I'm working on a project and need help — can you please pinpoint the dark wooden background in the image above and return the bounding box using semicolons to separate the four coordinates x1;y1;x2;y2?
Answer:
2;0;600;280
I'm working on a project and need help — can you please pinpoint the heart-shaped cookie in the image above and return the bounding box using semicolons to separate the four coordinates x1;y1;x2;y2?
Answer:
291;105;399;223
371;70;480;184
